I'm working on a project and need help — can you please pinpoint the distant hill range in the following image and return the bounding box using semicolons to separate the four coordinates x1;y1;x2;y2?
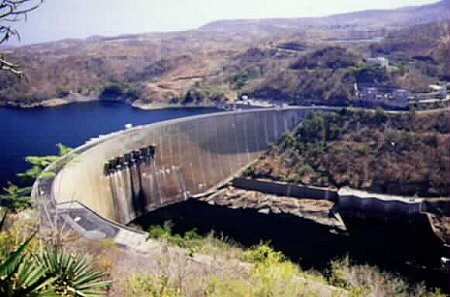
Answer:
0;0;448;108
200;0;450;32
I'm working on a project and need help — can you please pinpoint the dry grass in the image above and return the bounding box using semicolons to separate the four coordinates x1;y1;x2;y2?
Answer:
327;257;445;297
1;213;445;297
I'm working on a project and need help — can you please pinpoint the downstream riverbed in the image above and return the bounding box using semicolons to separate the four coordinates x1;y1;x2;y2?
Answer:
0;102;218;187
133;199;448;292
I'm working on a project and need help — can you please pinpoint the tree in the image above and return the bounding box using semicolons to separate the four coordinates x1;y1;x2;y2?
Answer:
0;144;72;213
0;182;32;212
0;0;43;77
0;142;110;296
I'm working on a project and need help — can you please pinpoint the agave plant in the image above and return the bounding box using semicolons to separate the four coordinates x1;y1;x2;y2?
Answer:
0;236;111;297
34;248;111;297
0;210;7;231
0;236;57;297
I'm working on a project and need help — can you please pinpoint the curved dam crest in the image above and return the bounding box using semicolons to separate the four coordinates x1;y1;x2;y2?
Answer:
36;107;323;232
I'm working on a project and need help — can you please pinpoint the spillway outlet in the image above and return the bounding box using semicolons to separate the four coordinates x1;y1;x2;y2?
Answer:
103;145;156;175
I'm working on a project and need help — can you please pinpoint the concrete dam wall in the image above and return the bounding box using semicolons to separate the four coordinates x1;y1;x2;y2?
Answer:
44;108;316;225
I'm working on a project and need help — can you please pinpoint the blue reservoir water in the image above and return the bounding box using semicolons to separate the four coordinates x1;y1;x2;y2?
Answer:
0;102;218;188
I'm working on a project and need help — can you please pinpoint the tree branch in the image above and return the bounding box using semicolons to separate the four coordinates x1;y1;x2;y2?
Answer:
0;0;43;77
0;55;24;77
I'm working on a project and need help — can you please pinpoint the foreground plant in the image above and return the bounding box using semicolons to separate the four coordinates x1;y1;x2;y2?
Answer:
0;142;110;296
0;143;73;214
18;143;74;183
0;236;56;297
0;236;111;296
36;248;111;296
0;182;33;212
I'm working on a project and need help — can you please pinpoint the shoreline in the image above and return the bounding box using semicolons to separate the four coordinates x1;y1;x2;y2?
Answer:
1;98;447;115
0;98;227;111
131;100;226;111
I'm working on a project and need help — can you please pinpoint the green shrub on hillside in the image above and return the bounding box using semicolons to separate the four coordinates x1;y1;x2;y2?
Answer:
0;144;73;213
327;257;445;297
148;222;231;257
250;110;449;196
182;86;227;104
143;228;444;297
291;47;360;70
205;242;326;297
126;274;182;297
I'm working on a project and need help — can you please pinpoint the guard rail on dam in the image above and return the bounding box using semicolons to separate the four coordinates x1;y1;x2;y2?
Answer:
32;107;329;244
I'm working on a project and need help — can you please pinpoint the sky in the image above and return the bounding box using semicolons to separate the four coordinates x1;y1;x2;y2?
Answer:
3;0;439;46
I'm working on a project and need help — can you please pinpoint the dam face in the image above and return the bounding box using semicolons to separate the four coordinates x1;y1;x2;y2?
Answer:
37;108;318;226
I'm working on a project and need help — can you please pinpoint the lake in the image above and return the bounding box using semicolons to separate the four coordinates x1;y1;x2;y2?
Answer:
0;102;219;188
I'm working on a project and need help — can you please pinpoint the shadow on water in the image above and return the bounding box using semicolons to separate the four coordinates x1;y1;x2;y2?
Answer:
132;199;448;292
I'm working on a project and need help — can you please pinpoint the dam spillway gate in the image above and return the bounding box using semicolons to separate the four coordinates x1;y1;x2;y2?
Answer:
32;107;327;243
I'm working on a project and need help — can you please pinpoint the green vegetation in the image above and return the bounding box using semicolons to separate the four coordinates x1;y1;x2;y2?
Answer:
148;222;203;249
0;236;111;297
35;247;111;296
0;183;33;212
244;47;357;103
206;243;445;297
182;86;228;105
349;64;389;84
326;257;444;297
205;243;314;297
99;81;144;102
0;144;73;213
126;275;183;297
18;144;73;183
0;145;111;296
291;46;360;70
147;221;239;257
0;213;111;297
250;109;449;197
142;225;444;297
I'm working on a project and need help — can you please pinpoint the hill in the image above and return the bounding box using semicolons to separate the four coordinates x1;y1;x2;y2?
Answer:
201;0;450;32
247;109;449;197
0;1;448;108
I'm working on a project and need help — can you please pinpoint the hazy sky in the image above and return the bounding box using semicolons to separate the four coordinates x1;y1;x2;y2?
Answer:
4;0;438;45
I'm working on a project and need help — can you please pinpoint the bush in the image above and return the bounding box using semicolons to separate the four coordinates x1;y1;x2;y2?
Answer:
182;86;227;104
327;256;445;297
241;167;255;177
206;243;331;297
140;231;445;297
252;110;449;197
126;274;182;297
291;47;359;70
0;236;111;297
99;82;143;101
148;222;210;256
